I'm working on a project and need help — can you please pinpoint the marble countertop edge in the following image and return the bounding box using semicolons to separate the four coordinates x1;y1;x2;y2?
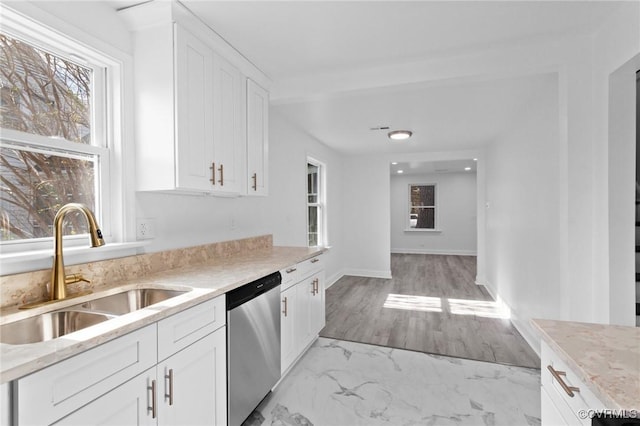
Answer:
0;245;326;384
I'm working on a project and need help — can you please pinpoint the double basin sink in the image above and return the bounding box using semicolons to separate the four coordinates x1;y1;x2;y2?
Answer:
1;288;190;345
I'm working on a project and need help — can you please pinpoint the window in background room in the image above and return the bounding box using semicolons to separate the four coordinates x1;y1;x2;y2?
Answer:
0;26;113;249
409;184;436;230
307;159;325;247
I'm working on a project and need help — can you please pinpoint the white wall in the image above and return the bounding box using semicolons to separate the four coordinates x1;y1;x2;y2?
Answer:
484;74;561;348
390;172;477;255
341;155;392;278
590;2;640;326
265;110;345;285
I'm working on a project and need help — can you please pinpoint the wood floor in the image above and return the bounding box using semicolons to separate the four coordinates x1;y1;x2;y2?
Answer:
320;254;540;369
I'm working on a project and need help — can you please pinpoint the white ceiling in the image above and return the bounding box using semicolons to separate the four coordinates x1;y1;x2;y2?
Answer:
108;1;622;155
272;72;557;154
180;1;620;81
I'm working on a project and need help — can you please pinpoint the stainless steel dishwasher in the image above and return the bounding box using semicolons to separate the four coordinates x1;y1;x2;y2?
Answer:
227;271;281;426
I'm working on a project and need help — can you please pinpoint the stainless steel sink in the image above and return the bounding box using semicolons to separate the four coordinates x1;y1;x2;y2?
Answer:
1;287;191;345
68;288;190;315
0;310;115;345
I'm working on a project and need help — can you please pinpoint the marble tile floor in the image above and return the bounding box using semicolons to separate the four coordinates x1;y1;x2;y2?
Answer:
245;338;541;426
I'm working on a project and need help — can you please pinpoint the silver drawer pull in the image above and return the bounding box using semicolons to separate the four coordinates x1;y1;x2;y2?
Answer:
311;258;320;263
547;365;580;397
286;267;297;273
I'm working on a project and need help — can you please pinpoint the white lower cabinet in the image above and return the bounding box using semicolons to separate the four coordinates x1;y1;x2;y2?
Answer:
157;328;226;426
540;341;606;426
54;369;155;426
280;284;298;374
13;296;226;426
280;255;325;375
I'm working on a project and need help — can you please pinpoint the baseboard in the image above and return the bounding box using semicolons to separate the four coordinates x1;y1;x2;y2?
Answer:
391;248;477;256
480;280;541;358
342;268;392;279
325;270;345;289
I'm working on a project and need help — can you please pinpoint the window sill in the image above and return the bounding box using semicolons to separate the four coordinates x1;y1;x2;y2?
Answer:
404;229;442;233
0;241;149;276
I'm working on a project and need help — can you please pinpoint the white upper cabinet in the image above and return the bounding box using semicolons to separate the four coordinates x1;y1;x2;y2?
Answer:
120;1;270;197
174;25;215;192
246;79;269;196
212;54;245;195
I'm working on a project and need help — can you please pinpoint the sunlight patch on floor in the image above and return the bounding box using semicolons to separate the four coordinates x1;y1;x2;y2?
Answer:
383;294;442;312
448;298;510;319
383;294;511;319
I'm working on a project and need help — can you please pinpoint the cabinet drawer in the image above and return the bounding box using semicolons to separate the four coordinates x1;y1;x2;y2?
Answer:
280;265;299;291
15;324;156;425
541;341;605;426
157;296;225;361
296;254;324;280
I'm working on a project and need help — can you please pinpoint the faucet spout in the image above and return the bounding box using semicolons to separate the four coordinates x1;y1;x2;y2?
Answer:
50;203;105;301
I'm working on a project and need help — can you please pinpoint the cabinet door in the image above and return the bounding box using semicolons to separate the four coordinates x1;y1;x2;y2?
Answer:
246;79;269;196
281;285;297;375
309;271;325;336
54;369;156;426
174;24;215;192
212;54;244;195
158;328;227;426
295;277;314;351
541;386;571;426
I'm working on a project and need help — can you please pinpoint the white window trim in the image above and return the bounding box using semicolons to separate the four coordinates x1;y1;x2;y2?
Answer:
307;156;327;247
0;4;139;273
406;182;440;232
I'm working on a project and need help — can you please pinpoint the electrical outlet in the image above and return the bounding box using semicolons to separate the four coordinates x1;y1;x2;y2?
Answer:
136;218;156;240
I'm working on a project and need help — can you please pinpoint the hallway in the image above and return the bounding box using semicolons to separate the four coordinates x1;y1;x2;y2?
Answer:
321;254;540;368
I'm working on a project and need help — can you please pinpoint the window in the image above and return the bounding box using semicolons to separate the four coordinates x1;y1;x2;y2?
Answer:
307;159;325;247
0;10;123;254
409;184;436;230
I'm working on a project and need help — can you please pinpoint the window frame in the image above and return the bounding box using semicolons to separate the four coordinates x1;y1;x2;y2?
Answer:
306;157;326;247
407;183;438;231
0;5;126;255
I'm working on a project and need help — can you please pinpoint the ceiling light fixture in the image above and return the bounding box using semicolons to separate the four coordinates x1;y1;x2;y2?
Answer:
388;130;412;141
391;162;398;165
473;158;478;161
465;167;471;171
397;170;404;174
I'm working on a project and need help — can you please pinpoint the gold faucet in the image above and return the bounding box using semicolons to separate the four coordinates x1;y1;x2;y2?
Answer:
20;203;105;309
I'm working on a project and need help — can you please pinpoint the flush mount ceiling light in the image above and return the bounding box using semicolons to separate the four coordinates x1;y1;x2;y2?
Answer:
388;130;412;141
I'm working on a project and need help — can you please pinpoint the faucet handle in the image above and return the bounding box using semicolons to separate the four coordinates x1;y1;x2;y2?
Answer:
65;274;90;285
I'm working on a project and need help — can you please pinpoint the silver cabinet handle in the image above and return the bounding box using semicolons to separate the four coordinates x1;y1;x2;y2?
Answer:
150;379;157;418
547;365;580;397
286;267;297;273
167;368;174;406
282;297;288;316
311;258;320;263
218;163;224;186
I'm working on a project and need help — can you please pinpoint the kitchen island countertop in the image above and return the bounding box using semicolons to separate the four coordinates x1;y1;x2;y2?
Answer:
532;318;640;411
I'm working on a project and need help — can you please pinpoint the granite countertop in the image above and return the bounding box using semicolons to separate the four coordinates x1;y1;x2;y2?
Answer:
0;245;325;384
532;318;640;410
